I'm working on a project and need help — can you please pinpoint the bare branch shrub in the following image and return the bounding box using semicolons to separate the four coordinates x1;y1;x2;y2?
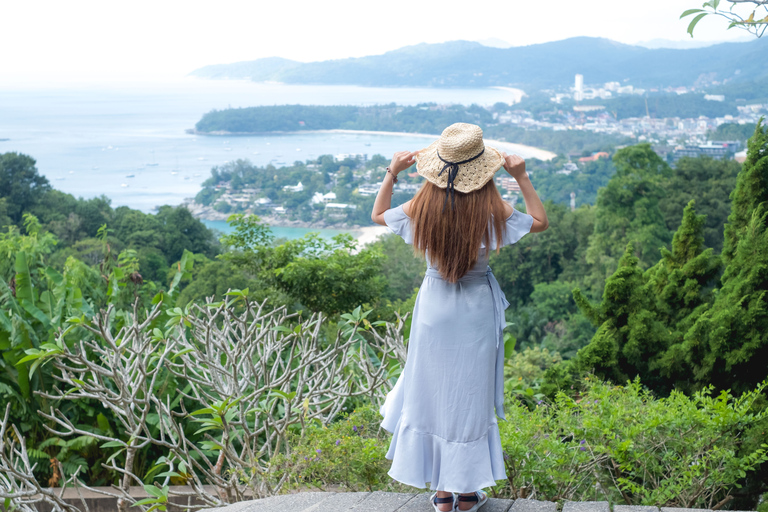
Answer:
16;296;406;511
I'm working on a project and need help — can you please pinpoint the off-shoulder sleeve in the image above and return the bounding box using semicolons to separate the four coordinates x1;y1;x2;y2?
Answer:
485;207;534;250
382;204;413;245
501;208;534;247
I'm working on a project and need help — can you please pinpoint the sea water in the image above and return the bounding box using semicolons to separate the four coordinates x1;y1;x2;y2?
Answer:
0;79;522;238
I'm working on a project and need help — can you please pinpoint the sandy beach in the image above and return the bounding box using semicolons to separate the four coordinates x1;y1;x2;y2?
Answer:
355;224;391;246
314;129;557;161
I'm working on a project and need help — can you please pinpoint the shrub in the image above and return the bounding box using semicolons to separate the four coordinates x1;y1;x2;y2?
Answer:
268;405;411;493
498;377;768;508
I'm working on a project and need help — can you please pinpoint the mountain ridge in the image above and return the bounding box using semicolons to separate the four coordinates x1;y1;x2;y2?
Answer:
189;36;768;89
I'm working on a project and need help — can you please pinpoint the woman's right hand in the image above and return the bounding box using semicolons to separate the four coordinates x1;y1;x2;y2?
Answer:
501;152;527;181
389;150;419;175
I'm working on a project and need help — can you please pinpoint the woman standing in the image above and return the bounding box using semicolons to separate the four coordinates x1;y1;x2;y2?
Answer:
371;123;548;512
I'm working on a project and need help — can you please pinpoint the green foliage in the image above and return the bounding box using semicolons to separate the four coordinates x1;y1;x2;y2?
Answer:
492;202;595;308
659;156;740;254
196;103;493;135
220;214;386;316
0;153;51;224
269;379;768;507
269;234;385;316
499;377;768;507
584;144;673;291
368;233;424;302
709;122;760;146
681;0;768;38
269;405;406;492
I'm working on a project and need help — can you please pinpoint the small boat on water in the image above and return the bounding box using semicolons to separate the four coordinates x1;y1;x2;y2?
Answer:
125;174;135;178
171;171;178;175
120;183;128;188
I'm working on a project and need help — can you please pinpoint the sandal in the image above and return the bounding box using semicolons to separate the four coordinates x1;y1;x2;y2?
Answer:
456;490;488;512
430;491;456;512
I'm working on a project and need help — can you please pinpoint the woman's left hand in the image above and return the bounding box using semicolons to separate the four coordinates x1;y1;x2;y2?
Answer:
389;150;419;175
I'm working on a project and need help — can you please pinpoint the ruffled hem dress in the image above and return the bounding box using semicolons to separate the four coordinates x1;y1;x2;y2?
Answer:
378;204;534;493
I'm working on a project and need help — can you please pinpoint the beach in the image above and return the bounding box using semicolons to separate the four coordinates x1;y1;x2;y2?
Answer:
355;224;391;246
314;129;557;161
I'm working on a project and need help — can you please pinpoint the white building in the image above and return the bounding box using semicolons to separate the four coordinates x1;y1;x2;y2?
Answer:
574;74;584;101
311;191;337;204
283;181;304;192
325;203;357;210
357;184;381;196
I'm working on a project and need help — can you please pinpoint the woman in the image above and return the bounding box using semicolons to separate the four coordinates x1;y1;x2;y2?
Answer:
371;123;548;512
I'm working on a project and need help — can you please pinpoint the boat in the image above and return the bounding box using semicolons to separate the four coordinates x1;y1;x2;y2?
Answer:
120;183;128;188
125;174;135;178
171;171;178;175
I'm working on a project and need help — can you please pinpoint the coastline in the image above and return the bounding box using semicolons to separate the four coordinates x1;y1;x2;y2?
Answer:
307;129;557;161
193;128;557;161
201;215;391;247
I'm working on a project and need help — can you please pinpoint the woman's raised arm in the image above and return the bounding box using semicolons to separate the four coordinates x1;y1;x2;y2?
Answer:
371;150;418;226
501;153;549;233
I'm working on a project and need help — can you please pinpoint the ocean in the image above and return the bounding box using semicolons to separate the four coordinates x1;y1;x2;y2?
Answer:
0;79;523;238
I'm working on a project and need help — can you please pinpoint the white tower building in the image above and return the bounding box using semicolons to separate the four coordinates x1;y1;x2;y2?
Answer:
574;74;584;101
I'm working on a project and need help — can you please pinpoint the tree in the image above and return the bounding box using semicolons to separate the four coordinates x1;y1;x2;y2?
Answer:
680;121;768;394
645;200;722;393
584;144;673;292
155;205;218;262
491;201;593;307
220;214;386;316
573;242;669;388
659;156;740;254
369;233;425;302
0;153;50;224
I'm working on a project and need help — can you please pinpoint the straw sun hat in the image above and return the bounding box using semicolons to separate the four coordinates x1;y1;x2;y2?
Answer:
415;122;505;208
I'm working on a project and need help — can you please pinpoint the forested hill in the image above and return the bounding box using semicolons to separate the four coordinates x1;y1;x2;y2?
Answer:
189;37;768;88
193;103;633;156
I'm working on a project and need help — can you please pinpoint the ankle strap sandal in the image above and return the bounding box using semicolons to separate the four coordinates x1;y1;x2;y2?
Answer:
430;492;456;512
457;490;488;512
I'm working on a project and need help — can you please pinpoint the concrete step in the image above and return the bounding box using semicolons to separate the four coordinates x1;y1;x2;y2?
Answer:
206;492;759;512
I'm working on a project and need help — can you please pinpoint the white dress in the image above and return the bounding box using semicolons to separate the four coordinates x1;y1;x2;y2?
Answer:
378;204;534;493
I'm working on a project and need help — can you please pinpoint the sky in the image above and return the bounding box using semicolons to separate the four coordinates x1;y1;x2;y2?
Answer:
0;0;756;84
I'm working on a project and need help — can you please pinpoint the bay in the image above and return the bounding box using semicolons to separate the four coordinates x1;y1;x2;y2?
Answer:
0;79;524;213
202;219;353;240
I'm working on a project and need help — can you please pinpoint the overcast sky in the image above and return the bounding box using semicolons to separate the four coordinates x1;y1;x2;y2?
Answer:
0;0;755;84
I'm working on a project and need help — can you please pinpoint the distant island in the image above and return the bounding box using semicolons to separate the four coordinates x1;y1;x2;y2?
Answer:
188;36;768;89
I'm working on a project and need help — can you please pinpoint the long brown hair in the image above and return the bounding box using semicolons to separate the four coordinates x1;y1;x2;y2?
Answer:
410;180;508;283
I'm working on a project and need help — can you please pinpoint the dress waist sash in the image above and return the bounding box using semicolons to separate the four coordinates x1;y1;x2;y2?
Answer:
423;265;511;420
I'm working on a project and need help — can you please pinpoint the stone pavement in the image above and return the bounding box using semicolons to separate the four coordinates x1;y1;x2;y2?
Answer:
206;491;758;512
